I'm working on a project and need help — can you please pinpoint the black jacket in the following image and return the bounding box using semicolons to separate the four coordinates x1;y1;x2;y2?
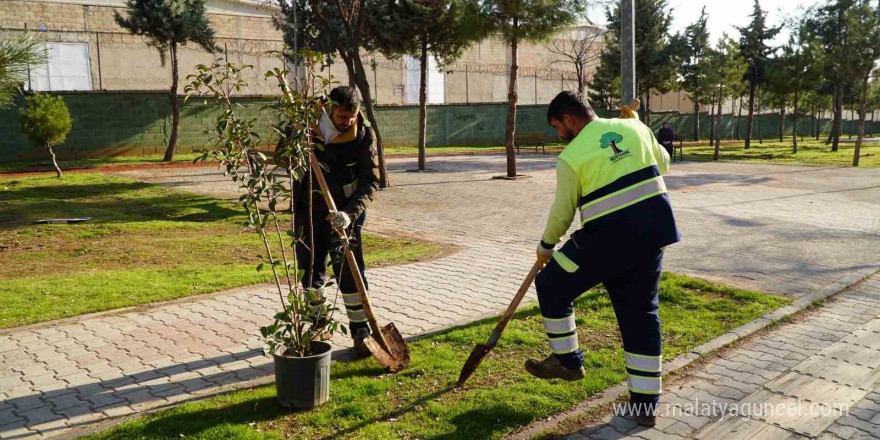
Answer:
279;113;380;218
657;127;674;144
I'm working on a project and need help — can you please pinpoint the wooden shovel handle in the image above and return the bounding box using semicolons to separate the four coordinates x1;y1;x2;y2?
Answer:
309;153;382;337
485;260;543;347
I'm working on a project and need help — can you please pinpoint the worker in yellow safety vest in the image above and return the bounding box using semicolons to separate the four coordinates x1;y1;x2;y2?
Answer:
527;91;681;426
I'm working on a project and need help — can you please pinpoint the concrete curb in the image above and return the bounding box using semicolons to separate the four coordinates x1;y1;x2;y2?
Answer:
503;261;880;440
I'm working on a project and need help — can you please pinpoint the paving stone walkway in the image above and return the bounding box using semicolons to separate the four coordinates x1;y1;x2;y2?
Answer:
1;156;878;439
560;273;880;440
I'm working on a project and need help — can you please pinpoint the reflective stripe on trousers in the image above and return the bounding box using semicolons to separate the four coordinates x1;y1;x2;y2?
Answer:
544;315;578;355
342;292;368;323
627;374;662;395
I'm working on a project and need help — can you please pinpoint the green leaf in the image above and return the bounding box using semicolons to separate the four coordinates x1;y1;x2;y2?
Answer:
256;263;264;272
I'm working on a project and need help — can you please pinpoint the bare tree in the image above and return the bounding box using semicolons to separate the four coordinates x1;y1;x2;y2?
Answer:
544;24;606;98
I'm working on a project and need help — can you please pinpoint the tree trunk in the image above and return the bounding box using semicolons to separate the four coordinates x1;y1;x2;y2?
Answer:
792;90;799;154
693;99;700;141
504;27;519;179
708;97;716;145
346;52;390;187
849;108;854;139
714;84;723;157
831;85;842;151
644;93;652;127
736;95;743;140
417;41;428;171
854;76;868;167
745;81;756;149
164;42;179;162
576;63;585;100
47;144;62;178
778;105;785;143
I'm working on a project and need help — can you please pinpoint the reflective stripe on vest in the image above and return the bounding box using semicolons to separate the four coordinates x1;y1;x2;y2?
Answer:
580;177;667;224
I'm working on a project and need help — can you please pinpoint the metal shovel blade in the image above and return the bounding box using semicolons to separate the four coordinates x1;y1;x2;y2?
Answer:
362;323;410;372
457;343;493;386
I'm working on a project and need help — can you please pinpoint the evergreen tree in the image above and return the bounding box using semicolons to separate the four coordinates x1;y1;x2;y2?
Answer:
0;35;46;109
675;6;711;141
767;21;823;152
809;0;853;152
115;0;216;162
369;0;486;171
601;0;677;126
587;51;620;110
736;0;780;149
305;0;391;187
840;0;880;166
481;0;581;178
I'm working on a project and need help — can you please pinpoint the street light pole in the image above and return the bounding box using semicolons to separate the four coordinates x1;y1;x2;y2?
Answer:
621;0;636;104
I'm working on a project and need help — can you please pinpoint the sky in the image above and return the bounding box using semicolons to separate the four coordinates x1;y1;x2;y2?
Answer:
586;0;823;46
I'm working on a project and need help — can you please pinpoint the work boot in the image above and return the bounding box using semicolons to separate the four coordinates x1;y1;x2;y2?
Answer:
524;355;585;381
350;326;372;359
635;413;656;427
621;402;657;427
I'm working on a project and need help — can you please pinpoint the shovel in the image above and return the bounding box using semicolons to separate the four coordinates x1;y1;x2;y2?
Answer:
309;153;410;371
457;260;543;386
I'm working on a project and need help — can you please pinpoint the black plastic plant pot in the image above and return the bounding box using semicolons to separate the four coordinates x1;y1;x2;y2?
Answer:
273;341;332;409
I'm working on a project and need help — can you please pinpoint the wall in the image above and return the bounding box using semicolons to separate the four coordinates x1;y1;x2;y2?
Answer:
0;0;285;95
2;92;878;161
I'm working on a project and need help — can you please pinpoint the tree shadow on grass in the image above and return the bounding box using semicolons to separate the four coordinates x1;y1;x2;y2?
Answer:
0;182;243;228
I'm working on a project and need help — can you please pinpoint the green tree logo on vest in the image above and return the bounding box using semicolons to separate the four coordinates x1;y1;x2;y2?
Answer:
600;132;631;163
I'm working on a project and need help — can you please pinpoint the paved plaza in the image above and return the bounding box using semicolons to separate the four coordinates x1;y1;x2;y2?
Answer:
1;156;878;439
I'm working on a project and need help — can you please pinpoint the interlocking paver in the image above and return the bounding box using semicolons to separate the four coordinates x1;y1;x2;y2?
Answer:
2;158;879;439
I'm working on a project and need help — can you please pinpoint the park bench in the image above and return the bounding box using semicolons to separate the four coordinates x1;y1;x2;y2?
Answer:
515;131;547;155
672;135;685;162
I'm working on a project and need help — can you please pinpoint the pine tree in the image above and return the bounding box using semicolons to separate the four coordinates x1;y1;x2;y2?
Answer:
736;0;780;149
675;6;711;141
601;0;677;126
369;0;486;171
481;0;581;178
115;0;216;162
843;0;880;166
587;50;620;111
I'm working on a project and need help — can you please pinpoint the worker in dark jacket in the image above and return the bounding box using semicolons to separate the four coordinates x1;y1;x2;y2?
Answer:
657;122;675;158
284;86;380;355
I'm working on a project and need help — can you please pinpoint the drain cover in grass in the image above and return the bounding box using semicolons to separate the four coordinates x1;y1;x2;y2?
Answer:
33;217;92;224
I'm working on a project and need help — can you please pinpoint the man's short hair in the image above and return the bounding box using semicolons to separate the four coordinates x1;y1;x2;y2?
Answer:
547;91;593;123
328;86;360;112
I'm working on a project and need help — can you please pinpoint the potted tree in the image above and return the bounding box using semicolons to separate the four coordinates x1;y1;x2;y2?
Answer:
184;52;344;409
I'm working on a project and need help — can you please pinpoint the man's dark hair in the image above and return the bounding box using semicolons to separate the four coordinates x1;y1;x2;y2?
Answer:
328;86;360;112
547;91;593;123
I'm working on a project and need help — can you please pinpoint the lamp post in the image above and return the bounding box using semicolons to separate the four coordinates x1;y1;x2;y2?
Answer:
621;0;636;104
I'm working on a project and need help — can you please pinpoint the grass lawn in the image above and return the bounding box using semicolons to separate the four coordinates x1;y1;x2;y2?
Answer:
85;273;788;440
683;137;880;168
0;173;444;328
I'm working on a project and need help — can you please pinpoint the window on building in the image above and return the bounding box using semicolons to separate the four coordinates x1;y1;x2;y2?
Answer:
405;55;444;105
28;43;93;92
